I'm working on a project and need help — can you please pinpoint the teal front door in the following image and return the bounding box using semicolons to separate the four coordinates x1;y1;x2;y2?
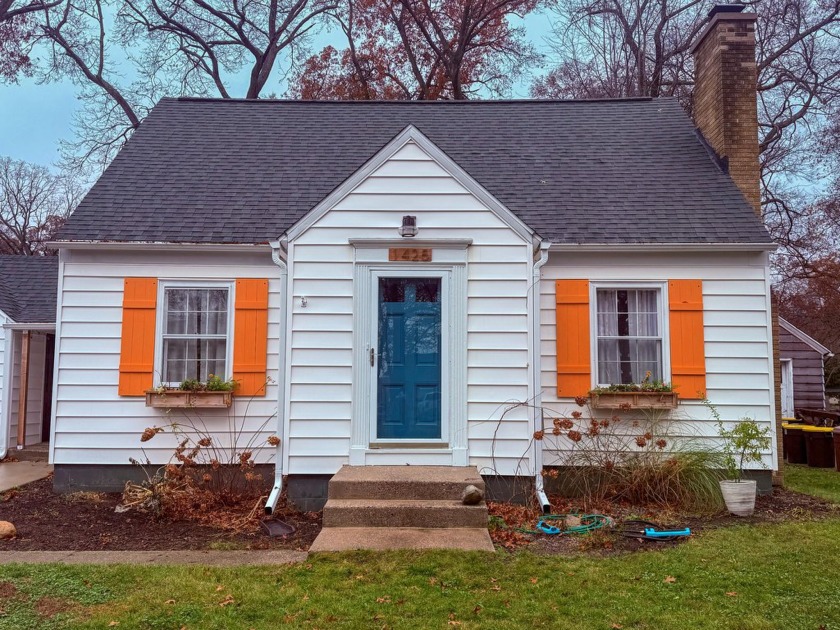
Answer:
377;277;442;440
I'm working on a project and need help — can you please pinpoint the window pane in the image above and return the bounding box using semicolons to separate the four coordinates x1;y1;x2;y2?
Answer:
380;278;405;303
597;338;662;384
165;288;228;336
164;338;227;383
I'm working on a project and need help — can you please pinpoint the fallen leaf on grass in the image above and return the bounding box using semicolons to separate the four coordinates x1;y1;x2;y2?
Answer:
376;596;391;604
726;592;738;597
664;576;677;584
215;585;224;592
611;624;623;629
108;622;119;627
473;605;482;615
219;595;235;607
530;577;538;584
165;599;176;605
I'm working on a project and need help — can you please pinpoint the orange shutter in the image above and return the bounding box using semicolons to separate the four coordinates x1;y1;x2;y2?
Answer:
556;279;591;398
233;278;269;397
669;279;706;399
118;278;158;396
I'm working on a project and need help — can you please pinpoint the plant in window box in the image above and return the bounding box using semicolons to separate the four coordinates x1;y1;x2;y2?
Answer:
145;375;237;408
589;375;678;410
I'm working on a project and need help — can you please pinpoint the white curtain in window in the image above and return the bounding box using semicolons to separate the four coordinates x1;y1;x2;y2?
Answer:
596;288;662;384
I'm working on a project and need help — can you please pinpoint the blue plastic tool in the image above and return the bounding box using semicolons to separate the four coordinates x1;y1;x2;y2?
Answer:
644;527;691;538
536;520;561;535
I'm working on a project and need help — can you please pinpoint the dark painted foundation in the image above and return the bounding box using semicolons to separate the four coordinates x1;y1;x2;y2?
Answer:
53;464;275;494
543;467;774;497
53;466;775;506
54;465;148;493
285;473;532;511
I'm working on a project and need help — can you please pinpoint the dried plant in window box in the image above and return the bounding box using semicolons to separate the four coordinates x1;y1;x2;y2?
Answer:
589;379;678;410
145;376;237;408
589;390;679;410
145;390;233;408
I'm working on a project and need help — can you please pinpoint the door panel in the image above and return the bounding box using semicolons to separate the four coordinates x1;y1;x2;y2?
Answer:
377;277;442;439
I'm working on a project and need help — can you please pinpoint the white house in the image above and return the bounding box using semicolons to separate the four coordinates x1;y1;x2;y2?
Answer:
1;6;778;511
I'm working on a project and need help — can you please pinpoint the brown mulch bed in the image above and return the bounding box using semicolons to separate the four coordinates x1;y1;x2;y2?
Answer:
0;477;321;552
489;487;839;556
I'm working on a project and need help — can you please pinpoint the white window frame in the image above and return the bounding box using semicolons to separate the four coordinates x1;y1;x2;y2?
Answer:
589;281;670;388
153;280;235;387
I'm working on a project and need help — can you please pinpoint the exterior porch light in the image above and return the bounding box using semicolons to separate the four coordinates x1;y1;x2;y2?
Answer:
398;215;418;237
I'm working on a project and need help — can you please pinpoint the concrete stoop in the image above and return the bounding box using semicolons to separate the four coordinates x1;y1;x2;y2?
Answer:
310;466;495;552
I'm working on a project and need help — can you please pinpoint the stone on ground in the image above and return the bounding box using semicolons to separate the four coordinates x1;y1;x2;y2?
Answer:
0;521;16;539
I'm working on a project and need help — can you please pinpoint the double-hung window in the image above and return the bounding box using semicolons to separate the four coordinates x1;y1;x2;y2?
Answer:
595;287;663;385
161;286;231;384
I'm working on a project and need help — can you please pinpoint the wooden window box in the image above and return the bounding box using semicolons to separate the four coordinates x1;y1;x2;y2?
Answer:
589;391;678;410
145;390;233;409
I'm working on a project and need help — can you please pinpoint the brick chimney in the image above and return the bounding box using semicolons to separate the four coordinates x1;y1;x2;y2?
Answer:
691;4;761;217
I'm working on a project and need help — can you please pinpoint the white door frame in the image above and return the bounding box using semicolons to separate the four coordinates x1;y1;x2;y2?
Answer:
349;240;469;466
368;269;450;446
780;358;794;418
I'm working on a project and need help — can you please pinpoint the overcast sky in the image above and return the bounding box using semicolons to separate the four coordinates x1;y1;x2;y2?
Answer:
0;13;553;169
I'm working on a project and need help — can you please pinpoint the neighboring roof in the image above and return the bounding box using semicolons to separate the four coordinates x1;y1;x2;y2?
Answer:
780;318;833;357
0;255;59;324
58;97;772;246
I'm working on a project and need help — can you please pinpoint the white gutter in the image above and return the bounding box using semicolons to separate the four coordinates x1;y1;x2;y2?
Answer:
531;241;551;513
265;237;290;516
549;242;776;253
48;241;271;252
3;323;56;331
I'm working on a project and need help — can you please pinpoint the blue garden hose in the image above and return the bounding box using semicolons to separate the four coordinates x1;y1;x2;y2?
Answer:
518;512;612;536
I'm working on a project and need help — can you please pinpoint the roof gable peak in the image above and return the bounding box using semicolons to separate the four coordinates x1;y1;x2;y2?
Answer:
285;124;534;242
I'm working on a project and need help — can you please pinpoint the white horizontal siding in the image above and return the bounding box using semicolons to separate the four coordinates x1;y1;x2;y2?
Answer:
288;140;532;475
53;250;281;466
539;250;776;469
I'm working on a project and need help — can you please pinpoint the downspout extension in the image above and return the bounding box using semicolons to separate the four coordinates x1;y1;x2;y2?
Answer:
265;237;289;516
532;241;551;513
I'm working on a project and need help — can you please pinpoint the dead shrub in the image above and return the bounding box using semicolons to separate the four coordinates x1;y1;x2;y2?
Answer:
120;385;281;532
539;399;726;513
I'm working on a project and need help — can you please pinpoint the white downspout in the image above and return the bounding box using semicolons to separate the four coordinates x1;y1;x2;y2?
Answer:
532;241;551;513
265;237;289;516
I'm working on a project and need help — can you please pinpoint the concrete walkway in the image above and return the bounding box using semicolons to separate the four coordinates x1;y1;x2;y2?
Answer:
1;550;307;566
0;460;52;492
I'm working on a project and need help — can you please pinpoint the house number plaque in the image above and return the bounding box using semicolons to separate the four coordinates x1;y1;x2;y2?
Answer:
388;248;432;262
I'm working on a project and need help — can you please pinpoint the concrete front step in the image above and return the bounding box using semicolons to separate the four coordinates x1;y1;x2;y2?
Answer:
328;465;485;501
310;527;494;552
323;498;488;528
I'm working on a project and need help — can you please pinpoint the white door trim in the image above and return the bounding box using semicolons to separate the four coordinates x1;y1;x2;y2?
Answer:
780;358;794;418
349;246;468;466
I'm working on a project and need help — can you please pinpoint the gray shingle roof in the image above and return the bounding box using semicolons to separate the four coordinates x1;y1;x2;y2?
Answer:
58;97;771;245
0;255;59;323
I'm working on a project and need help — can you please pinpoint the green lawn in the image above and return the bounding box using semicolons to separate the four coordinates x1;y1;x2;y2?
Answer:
785;463;840;503
2;519;839;629
2;466;839;629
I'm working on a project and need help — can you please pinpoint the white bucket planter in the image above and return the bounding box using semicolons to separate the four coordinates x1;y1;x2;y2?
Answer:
719;480;757;517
